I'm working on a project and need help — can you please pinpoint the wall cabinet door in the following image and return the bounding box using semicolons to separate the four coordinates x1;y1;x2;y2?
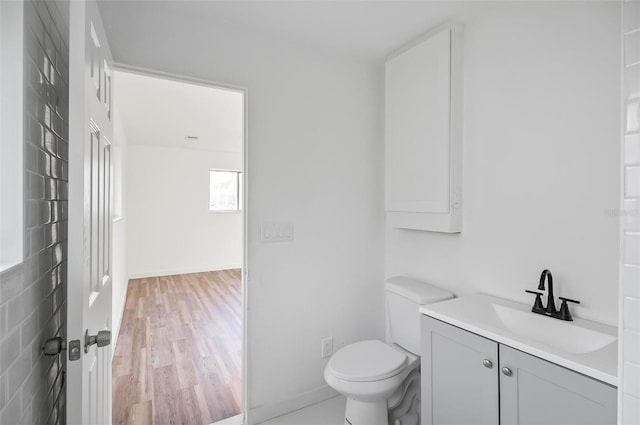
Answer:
499;345;616;425
421;316;499;425
385;26;463;233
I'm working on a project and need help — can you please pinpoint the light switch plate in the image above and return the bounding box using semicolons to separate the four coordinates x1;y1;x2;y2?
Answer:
261;221;294;243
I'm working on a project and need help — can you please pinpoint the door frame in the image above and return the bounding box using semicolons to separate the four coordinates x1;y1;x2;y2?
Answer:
111;63;250;423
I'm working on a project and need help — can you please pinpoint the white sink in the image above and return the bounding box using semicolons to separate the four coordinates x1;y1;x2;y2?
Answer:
491;303;616;355
420;293;618;386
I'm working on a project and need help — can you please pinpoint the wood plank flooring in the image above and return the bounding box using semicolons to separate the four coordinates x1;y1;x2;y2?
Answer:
113;270;242;425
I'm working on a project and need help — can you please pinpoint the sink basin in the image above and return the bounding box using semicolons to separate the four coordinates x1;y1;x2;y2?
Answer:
491;303;616;354
420;293;618;386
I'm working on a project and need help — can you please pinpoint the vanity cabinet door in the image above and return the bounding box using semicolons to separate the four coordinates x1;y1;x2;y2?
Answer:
499;345;616;425
421;316;499;425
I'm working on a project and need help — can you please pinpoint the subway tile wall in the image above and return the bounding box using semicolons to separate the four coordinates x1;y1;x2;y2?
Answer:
0;1;69;424
623;1;640;424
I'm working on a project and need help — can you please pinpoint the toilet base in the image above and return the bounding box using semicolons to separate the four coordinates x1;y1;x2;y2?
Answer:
344;398;388;425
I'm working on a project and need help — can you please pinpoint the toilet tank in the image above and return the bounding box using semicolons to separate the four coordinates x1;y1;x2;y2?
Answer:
385;276;453;354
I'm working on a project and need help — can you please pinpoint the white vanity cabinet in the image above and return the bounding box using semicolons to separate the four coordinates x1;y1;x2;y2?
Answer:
421;315;499;424
384;26;463;233
499;344;617;425
421;316;617;425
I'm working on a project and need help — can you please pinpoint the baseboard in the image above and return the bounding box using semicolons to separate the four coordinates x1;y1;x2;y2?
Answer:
110;286;128;360
247;385;338;425
211;414;243;425
128;264;242;280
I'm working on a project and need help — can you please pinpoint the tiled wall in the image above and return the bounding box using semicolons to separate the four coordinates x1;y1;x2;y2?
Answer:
622;1;640;424
0;1;69;424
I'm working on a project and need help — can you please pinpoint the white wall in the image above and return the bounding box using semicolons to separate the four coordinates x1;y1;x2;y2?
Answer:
102;9;385;420
126;144;243;277
386;1;621;326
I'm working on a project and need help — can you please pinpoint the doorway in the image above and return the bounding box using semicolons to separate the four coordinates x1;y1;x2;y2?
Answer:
109;70;247;425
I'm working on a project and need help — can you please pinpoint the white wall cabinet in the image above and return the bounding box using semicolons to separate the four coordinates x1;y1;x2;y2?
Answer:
421;316;617;425
385;26;463;233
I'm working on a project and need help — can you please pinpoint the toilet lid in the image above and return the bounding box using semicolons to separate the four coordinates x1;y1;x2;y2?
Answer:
327;340;407;382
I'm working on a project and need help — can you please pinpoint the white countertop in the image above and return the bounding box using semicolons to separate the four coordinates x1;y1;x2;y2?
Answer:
420;293;618;386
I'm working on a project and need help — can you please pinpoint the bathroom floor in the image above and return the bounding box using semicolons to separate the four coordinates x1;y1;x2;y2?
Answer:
259;396;346;425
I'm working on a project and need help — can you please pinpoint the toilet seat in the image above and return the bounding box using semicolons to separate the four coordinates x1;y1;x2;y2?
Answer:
326;340;407;382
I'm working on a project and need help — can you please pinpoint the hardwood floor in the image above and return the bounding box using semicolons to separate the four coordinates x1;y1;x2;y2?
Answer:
113;270;242;425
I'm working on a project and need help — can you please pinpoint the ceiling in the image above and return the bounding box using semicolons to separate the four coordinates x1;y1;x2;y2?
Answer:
104;1;497;153
97;1;498;63
115;71;244;152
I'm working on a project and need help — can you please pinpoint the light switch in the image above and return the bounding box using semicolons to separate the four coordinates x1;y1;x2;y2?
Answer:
261;221;294;243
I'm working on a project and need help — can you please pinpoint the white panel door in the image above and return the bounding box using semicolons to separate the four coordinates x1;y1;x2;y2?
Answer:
67;1;114;424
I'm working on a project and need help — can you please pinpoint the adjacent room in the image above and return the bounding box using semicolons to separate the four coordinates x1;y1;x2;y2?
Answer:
110;71;245;425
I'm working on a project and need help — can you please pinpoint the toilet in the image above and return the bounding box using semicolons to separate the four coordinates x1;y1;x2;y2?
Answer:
324;276;453;425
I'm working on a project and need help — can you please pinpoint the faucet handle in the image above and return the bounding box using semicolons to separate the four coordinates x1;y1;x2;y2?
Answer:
559;296;580;304
558;297;580;321
525;290;545;312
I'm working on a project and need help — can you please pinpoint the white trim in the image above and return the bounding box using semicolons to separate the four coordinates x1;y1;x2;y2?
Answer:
210;168;244;173
246;385;338;425
209;210;243;214
242;85;250;425
111;277;128;360
128;141;242;155
211;414;244;425
128;264;242;280
112;62;246;95
618;3;625;421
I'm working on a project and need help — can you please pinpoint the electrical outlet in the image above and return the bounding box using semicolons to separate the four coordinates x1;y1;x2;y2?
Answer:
321;337;333;358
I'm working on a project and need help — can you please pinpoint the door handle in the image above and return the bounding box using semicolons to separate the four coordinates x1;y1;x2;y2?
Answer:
84;330;111;353
43;337;82;361
43;337;66;356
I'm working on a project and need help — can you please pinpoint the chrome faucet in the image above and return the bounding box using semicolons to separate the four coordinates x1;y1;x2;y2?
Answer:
525;269;580;321
538;269;556;315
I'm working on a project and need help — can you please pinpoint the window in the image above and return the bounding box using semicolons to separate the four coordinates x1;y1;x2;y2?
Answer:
0;0;24;271
209;170;242;212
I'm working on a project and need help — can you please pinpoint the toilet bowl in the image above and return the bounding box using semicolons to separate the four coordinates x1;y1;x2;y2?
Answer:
324;340;419;425
324;277;453;425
